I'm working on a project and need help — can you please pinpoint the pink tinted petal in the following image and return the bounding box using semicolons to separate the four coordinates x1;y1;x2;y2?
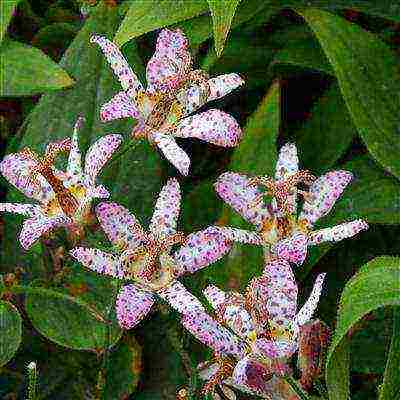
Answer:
155;28;189;55
295;273;326;328
157;281;204;314
100;91;140;122
207;73;244;102
211;226;263;245
272;232;309;266
19;216;67;250
67;117;83;177
275;143;299;181
174;110;242;147
149;178;181;239
116;284;155;329
308;219;369;245
96;202;144;250
90;35;143;96
84;134;123;183
70;247;122;277
152;132;190;176
174;226;232;275
214;172;270;228
0;203;40;217
88;184;110;199
203;284;226;310
254;337;296;360
300;170;353;226
182;312;247;357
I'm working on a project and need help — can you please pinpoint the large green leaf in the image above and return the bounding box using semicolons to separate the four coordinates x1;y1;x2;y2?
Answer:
326;256;400;400
0;40;74;96
298;8;400;179
0;301;22;367
206;0;241;57
0;0;21;43
114;0;208;47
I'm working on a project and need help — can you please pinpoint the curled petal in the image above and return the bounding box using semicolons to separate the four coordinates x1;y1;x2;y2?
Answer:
308;219;369;245
67;117;83;177
84;134;123;183
0;203;41;217
214;172;270;228
182;312;247;357
210;226;263;245
207;73;244;102
100;91;140;122
203;284;227;310
157;281;204;314
174;227;232;275
272;232;309;266
300;170;353;227
69;247;123;278
96;202;144;250
90;35;143;96
174;109;242;147
116;284;155;329
149;178;181;239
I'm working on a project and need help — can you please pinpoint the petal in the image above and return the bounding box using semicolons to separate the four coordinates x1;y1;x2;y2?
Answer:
207;73;244;102
254;337;296;360
0;203;41;217
157;280;204;314
100;91;140;122
182;311;247;357
90;35;143;96
300;170;353;226
174;110;242;147
294;273;326;328
115;284;155;329
203;284;227;310
149;178;181;239
95;202;144;250
222;303;255;339
214;172;270;228
88;184;110;199
67;117;83;177
152;132;190;176
19;216;67;250
210;226;263;245
69;247;123;278
272;232;309;266
174;227;232;275
308;219;369;246
175;81;211;115
84;134;123;183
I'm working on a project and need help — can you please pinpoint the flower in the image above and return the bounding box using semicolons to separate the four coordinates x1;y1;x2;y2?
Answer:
70;178;232;329
214;143;368;265
91;28;244;175
0;117;122;249
182;258;327;399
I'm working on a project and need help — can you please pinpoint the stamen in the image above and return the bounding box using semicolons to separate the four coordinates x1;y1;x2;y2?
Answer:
201;360;234;395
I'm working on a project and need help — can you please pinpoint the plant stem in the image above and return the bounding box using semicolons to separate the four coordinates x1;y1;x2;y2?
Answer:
107;138;143;168
27;362;38;400
284;375;312;400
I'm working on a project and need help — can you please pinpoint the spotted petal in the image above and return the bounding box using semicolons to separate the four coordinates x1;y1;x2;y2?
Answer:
182;312;247;357
214;172;270;228
174;110;242;147
0;203;41;217
254;337;296;360
308;219;369;245
90;35;143;97
96;202;144;250
275;143;299;181
272;231;309;266
67;117;83;177
222;303;255;339
203;284;227;310
100;91;140;122
149;178;181;239
116;284;155;329
300;170;353;227
207;73;244;102
70;247;123;278
84;134;122;184
174;227;232;275
211;226;263;245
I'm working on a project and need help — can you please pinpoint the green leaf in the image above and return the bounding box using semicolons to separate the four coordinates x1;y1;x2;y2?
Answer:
0;301;22;367
24;286;122;351
297;8;400;179
0;40;74;96
379;308;400;400
207;0;241;57
326;256;400;400
0;0;21;43
114;0;208;47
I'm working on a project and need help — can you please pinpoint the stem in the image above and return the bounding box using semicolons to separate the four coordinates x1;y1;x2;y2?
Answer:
27;362;38;400
107;138;143;168
283;375;312;400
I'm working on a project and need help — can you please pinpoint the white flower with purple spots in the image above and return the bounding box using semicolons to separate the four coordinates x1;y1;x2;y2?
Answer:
214;143;368;266
182;258;327;399
91;28;244;175
70;178;232;329
0;117;122;249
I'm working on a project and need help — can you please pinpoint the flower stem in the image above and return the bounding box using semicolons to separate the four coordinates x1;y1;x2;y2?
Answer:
107;138;143;168
283;375;312;400
26;362;38;400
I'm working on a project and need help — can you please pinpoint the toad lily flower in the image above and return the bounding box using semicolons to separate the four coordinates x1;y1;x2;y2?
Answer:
0;118;122;249
91;28;243;175
182;258;327;399
214;143;368;266
70;178;232;329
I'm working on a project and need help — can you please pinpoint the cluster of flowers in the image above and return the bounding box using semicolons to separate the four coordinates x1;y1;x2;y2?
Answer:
0;29;368;399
